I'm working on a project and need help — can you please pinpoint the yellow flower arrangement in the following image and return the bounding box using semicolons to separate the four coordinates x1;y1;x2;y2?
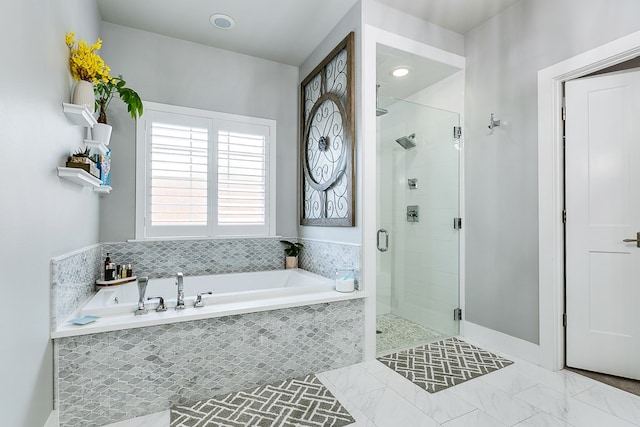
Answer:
65;32;114;83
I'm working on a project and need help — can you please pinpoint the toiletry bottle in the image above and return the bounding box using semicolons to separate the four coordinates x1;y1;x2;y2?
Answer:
104;253;111;280
127;264;132;277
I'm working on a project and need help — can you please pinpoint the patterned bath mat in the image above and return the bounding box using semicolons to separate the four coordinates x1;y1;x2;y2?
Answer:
377;337;513;393
170;374;355;427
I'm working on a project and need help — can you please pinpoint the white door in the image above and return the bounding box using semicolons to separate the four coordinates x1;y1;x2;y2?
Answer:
565;70;640;380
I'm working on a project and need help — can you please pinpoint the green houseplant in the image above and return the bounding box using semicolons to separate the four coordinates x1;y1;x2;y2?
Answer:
280;240;304;269
94;75;143;125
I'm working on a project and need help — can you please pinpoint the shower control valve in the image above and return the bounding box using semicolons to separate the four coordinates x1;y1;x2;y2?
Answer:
407;205;419;222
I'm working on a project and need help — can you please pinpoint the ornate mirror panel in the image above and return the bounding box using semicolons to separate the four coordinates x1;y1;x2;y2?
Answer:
300;32;355;226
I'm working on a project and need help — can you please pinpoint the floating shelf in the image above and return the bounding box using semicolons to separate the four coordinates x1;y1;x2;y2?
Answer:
57;167;110;193
84;139;108;155
62;103;97;128
94;185;112;194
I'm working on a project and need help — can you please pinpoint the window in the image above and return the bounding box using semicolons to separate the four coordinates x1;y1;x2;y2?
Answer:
136;102;276;239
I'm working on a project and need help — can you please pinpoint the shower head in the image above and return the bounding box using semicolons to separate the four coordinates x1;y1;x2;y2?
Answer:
395;133;416;149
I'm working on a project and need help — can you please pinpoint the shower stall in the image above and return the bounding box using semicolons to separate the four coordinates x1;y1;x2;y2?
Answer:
376;95;461;355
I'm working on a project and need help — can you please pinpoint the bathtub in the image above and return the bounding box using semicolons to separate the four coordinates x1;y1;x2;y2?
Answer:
81;268;334;317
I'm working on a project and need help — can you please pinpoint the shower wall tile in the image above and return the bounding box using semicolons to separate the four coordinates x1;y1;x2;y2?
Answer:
51;244;102;329
298;239;361;283
55;299;365;427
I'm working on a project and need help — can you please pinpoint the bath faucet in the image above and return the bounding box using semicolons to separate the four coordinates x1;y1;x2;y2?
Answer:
175;272;185;310
194;291;213;308
135;277;149;315
147;296;167;312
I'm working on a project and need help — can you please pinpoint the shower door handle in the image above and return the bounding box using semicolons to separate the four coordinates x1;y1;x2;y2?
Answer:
623;232;640;248
377;229;389;252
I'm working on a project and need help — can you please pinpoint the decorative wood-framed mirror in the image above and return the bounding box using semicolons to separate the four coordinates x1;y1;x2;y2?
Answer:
300;32;355;226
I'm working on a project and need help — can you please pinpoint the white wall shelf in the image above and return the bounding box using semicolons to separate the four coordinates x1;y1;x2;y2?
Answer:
84;139;108;155
94;185;112;194
62;103;97;128
57;167;111;193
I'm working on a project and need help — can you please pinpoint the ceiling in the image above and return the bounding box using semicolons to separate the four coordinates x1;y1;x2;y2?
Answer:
97;0;522;67
96;0;359;66
374;0;522;34
376;44;461;103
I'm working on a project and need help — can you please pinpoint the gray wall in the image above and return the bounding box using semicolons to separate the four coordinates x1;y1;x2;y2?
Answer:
298;4;363;244
464;0;640;344
98;22;299;242
0;2;102;426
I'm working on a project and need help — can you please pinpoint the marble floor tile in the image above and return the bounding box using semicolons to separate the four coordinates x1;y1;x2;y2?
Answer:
350;386;440;427
477;364;539;395
100;410;169;427
317;362;387;398
442;409;507;426
449;377;539;425
368;361;476;423
513;412;575;427
511;362;599;396
573;384;640;425
316;375;375;427
515;384;636;427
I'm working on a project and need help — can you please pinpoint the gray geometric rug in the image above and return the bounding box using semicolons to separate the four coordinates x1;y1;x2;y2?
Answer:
170;374;355;426
377;337;513;393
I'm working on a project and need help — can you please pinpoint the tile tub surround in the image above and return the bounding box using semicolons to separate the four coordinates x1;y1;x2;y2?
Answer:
52;238;361;330
54;299;365;427
102;238;289;279
298;238;361;281
51;244;102;329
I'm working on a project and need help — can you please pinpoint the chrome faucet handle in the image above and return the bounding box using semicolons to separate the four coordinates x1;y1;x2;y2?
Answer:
135;277;149;315
194;291;213;308
147;296;167;312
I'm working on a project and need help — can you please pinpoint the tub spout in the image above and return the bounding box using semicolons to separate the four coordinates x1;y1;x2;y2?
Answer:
135;277;149;315
175;272;185;310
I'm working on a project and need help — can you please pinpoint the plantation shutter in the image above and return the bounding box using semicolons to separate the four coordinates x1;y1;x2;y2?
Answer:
136;103;275;239
217;123;268;233
146;116;210;237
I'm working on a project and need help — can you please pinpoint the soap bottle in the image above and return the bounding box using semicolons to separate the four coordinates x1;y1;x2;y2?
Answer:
127;264;132;278
104;253;111;280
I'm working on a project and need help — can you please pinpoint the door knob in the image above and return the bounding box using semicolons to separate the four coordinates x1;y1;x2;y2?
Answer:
622;232;640;248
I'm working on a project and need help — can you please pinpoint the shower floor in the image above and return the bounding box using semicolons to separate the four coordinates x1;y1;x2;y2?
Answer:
376;313;448;356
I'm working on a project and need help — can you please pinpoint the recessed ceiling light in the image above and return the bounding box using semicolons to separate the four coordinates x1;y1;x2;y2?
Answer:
391;67;410;77
209;13;235;30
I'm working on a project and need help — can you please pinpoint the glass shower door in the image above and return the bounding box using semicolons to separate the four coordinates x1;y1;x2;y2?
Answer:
376;97;460;355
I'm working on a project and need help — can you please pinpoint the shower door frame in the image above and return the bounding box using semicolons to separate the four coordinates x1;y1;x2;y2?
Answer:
361;25;466;360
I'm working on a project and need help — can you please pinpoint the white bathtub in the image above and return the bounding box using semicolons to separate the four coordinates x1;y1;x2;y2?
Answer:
81;268;334;317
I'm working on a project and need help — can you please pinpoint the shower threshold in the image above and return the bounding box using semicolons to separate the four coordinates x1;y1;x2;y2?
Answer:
376;313;448;356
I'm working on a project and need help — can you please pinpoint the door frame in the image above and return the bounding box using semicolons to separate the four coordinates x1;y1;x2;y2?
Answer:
538;30;640;371
362;25;465;360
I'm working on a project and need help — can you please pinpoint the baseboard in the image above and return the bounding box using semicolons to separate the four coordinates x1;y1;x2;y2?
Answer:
44;410;58;427
463;321;541;365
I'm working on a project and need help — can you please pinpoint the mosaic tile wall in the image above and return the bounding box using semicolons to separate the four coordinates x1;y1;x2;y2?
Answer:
55;299;365;427
298;239;361;284
51;244;102;329
102;238;287;279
